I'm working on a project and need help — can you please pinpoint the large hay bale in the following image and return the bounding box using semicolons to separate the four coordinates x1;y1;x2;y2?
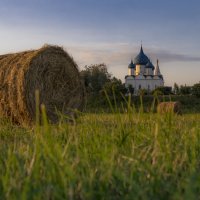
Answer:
0;45;85;125
157;101;182;115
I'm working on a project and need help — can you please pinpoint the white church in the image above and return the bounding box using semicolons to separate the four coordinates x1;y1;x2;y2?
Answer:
125;45;164;95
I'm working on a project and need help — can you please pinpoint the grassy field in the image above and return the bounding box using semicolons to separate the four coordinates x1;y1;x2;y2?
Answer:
0;94;200;200
0;105;200;199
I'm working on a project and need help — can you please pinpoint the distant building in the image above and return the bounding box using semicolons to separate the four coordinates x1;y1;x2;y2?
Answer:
125;45;164;95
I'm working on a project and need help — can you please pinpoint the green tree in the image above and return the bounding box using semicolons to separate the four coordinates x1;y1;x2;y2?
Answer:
179;85;192;95
80;63;111;94
138;88;147;96
173;83;180;95
152;86;172;95
128;85;134;96
192;83;200;97
102;77;126;100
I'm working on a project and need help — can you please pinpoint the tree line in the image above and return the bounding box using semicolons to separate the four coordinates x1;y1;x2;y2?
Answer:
80;63;200;98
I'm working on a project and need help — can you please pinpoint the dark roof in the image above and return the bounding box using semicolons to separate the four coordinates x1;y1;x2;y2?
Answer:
134;46;149;65
146;61;155;69
144;75;154;78
128;60;135;68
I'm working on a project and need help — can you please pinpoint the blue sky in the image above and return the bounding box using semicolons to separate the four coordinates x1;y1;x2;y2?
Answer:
0;0;200;86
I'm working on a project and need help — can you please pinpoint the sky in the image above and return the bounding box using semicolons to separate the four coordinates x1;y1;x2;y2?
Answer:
0;0;200;86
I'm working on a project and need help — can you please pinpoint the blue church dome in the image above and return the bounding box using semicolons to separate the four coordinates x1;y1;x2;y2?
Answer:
134;46;149;65
146;60;155;70
128;60;135;68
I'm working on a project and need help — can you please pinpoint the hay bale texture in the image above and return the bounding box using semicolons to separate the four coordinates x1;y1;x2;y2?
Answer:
157;101;182;115
0;45;85;125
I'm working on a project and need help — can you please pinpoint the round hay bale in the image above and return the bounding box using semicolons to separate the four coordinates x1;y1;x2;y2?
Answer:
157;101;182;115
0;45;85;125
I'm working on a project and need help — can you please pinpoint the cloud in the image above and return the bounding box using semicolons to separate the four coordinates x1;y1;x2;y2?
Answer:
147;48;200;63
65;43;200;69
65;43;133;68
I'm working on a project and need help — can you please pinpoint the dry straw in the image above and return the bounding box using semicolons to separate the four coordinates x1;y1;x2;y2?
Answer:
157;101;182;115
0;45;85;125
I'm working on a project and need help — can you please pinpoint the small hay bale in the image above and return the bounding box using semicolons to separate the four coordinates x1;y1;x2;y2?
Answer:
0;45;85;125
157;101;182;115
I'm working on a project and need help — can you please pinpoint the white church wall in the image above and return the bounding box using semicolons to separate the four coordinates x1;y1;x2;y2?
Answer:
146;68;153;75
135;65;140;75
135;74;144;79
146;76;152;80
136;64;145;75
153;76;159;80
125;76;135;88
128;68;135;76
152;79;164;89
146;80;156;91
128;68;131;76
125;76;164;95
134;79;147;91
140;65;146;74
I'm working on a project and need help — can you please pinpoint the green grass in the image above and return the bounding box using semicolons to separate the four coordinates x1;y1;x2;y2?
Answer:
85;94;200;114
0;110;200;199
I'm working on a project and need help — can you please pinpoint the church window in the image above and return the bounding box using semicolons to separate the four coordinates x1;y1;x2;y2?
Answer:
139;84;141;89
